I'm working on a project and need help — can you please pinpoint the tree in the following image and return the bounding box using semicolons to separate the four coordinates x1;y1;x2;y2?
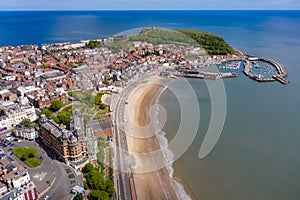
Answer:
101;80;108;85
90;190;109;200
57;111;71;126
49;100;63;112
87;41;100;49
95;93;103;106
50;116;60;124
74;193;83;200
99;103;107;110
27;147;37;158
82;163;95;174
112;74;118;82
145;51;151;56
105;179;115;196
20;118;32;126
84;181;89;190
41;65;48;69
85;170;106;191
39;108;53;118
82;163;115;199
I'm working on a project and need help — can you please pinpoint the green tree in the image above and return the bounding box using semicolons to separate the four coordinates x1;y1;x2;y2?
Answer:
101;80;108;85
49;100;63;112
40;108;53;118
105;179;115;196
41;65;48;69
74;193;83;200
50;116;60;124
90;190;109;200
95;93;103;106
87;41;100;49
85;171;106;191
20;118;32;126
27;147;37;158
145;51;151;56
178;30;234;55
99;103;107;110
20;154;27;161
83;163;95;174
84;181;89;190
57;111;71;126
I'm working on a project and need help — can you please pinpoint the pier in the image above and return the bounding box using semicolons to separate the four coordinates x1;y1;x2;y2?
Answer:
173;71;238;80
273;75;289;84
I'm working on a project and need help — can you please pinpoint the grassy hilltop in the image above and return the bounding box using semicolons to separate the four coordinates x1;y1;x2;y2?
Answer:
129;28;234;55
129;28;199;47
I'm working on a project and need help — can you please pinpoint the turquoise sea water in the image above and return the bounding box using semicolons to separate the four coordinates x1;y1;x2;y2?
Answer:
1;10;300;200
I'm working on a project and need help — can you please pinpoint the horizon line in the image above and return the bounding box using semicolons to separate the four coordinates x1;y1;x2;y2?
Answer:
1;9;300;11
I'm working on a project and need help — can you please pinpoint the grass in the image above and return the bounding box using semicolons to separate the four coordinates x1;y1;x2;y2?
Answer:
129;28;199;46
13;147;42;168
63;105;73;113
69;91;110;122
96;114;110;120
24;158;42;168
12;147;25;158
97;138;109;164
69;90;95;108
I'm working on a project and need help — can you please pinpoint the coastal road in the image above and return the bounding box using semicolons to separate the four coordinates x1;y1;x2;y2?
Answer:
37;142;83;200
114;74;153;200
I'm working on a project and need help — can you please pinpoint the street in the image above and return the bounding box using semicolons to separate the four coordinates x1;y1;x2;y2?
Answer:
0;134;83;200
113;74;153;200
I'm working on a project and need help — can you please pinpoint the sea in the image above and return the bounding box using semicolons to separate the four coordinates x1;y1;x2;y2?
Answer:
1;10;300;200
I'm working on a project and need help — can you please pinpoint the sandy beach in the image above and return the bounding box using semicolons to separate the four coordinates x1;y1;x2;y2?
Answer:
124;75;179;200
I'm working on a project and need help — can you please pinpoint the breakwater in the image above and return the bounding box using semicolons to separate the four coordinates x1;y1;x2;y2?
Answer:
173;71;238;80
243;56;289;84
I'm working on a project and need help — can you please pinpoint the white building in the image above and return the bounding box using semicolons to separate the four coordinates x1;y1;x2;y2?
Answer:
0;188;24;200
10;172;31;189
0;98;37;130
15;126;37;140
1;162;31;189
0;182;8;196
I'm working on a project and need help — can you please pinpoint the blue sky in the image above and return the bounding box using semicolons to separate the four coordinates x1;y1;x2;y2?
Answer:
0;0;299;10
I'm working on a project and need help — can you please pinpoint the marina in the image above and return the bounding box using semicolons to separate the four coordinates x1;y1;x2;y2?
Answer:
163;53;289;84
243;56;289;84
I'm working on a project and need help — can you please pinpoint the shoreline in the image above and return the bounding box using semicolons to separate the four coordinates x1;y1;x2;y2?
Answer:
154;80;196;200
125;75;191;200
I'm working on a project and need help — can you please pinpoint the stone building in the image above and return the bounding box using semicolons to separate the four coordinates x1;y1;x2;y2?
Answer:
38;114;88;168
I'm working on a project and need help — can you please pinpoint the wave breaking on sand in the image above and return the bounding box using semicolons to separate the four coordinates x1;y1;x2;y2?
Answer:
155;86;192;200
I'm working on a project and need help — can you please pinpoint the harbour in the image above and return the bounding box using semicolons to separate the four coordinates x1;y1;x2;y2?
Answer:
243;56;289;84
